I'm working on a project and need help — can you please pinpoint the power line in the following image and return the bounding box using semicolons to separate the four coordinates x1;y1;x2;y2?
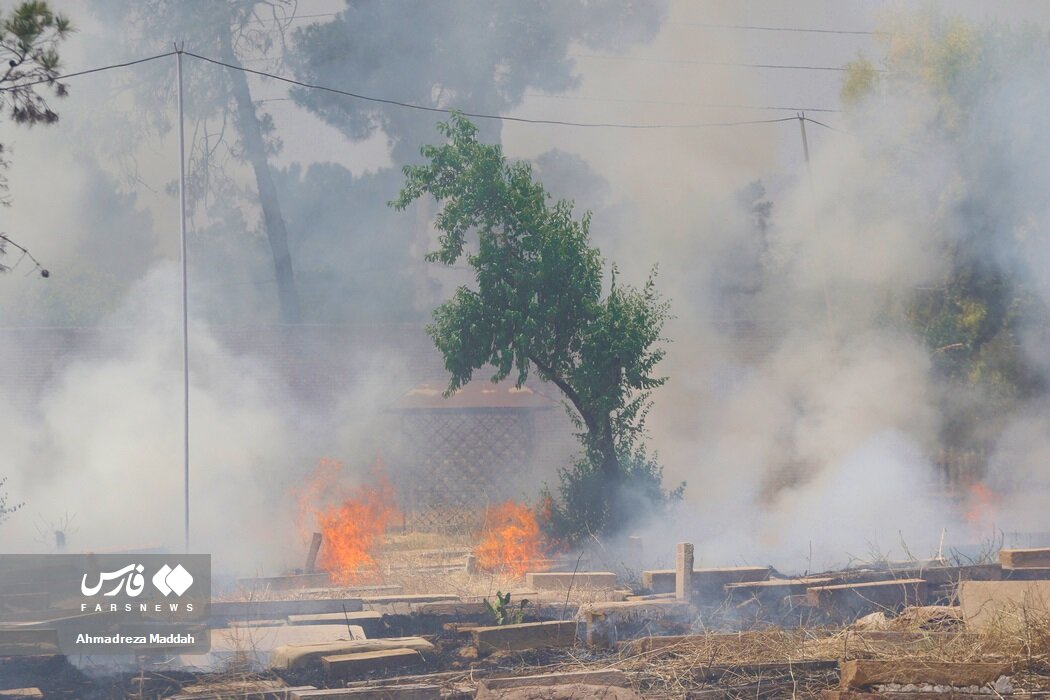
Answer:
522;92;840;113
674;22;887;36
185;50;807;130
0;48;844;132
569;52;881;73
0;51;177;92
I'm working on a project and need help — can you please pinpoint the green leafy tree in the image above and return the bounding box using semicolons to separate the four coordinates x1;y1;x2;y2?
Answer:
393;115;680;543
841;10;1049;458
89;0;302;322
0;0;72;268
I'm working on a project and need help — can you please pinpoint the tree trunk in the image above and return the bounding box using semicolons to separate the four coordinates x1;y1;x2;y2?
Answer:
219;33;301;324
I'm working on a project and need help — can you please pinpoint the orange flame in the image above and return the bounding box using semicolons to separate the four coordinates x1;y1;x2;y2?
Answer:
295;457;400;585
474;501;548;577
963;481;1001;531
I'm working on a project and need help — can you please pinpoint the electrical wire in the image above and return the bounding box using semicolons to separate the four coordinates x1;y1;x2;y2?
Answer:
568;52;883;73
674;22;887;36
185;50;806;129
0;50;177;92
0;234;48;277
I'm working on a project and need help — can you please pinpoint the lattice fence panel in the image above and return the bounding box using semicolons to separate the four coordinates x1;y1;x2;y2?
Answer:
400;411;533;533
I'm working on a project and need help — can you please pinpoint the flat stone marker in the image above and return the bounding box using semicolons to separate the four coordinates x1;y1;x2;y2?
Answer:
642;566;771;595
477;684;640;700
473;620;578;654
287;611;383;635
291;686;440;700
524;572;617;590
271;637;434;671
169;681;317;700
959;580;1050;630
211;598;364;622
181;624;365;671
806;578;927;617
323;648;426;680
478;669;628;693
1000;548;1050;569
839;659;1014;689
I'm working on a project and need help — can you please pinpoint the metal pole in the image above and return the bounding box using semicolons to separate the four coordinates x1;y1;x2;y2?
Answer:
798;112;834;336
176;44;190;553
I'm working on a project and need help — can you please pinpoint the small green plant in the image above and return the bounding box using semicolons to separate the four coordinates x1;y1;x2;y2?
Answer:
484;590;529;626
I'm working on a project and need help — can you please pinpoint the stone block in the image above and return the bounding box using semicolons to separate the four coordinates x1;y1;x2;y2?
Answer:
472;620;578;654
322;648;426;680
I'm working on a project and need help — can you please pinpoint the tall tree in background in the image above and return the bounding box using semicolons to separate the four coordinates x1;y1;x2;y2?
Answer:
90;0;301;322
289;0;666;164
841;11;1049;457
0;0;72;270
394;115;680;544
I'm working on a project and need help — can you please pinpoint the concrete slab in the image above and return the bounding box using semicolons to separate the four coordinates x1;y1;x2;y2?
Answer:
287;611;383;636
477;684;641;700
211;598;363;623
238;573;332;591
806;579;927;618
478;669;628;693
169;681;317;700
642;566;771;595
323;648;426;680
270;637;434;671
1000;548;1050;569
291;687;439;700
838;659;1013;689
959;580;1050;630
577;600;695;647
524;572;617;590
180;624;365;671
472;620;578;654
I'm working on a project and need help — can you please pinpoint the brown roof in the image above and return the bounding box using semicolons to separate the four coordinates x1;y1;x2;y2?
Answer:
390;378;557;411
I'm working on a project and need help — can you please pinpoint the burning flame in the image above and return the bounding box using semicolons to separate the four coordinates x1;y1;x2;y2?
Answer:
296;457;400;585
963;481;1001;533
474;500;547;577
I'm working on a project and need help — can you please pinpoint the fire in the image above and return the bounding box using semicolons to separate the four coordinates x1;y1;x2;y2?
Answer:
295;457;400;585
474;501;547;577
963;481;1001;531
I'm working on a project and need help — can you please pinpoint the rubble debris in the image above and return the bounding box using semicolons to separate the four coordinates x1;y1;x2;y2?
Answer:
322;648;426;680
999;548;1050;569
472;620;578;654
837;659;1014;689
958;580;1050;629
524;572;617;590
270;637;435;671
